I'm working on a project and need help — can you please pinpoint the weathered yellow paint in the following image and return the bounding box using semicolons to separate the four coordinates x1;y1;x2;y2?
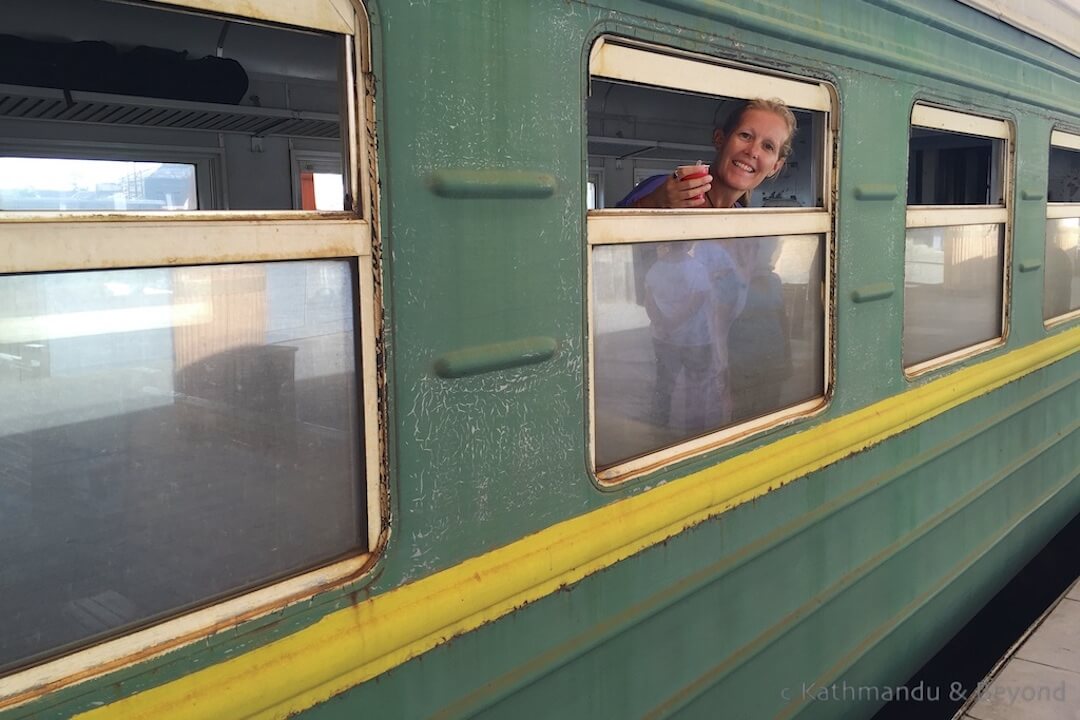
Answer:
75;328;1079;720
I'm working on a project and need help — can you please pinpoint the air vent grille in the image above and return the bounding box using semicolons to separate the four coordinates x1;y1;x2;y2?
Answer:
0;84;339;139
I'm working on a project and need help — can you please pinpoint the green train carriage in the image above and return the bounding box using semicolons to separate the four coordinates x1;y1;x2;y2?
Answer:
0;0;1077;718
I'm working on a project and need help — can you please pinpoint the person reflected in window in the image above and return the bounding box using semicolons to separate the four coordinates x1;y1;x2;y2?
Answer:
692;236;754;423
644;242;712;432
727;236;792;421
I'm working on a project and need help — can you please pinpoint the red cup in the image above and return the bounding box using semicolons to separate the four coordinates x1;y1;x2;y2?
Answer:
676;163;710;202
676;163;710;181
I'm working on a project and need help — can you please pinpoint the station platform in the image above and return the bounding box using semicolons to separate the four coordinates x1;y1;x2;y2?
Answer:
954;575;1080;720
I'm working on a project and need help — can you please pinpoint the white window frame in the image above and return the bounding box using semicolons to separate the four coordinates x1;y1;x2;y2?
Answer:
586;38;835;484
0;0;382;708
1045;129;1080;325
903;103;1012;376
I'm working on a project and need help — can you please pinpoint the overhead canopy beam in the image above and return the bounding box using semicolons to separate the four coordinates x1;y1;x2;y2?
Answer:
956;0;1080;59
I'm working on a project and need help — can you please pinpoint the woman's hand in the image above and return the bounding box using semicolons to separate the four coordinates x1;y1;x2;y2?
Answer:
634;172;713;209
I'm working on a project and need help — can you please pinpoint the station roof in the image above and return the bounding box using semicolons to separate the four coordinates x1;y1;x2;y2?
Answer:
958;0;1080;59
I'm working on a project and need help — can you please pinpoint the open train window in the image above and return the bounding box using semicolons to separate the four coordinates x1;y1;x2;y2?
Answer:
586;39;833;482
0;0;380;701
0;0;351;213
902;104;1010;373
1045;130;1080;323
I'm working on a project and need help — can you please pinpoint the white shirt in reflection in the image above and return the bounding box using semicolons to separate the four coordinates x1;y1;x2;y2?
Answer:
644;249;711;346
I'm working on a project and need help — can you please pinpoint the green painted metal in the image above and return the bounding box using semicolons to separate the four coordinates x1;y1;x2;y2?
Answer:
428;169;558;199
850;282;896;304
5;0;1078;718
433;336;559;378
853;185;900;201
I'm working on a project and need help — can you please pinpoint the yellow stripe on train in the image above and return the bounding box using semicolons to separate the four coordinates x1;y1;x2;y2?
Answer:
76;327;1080;720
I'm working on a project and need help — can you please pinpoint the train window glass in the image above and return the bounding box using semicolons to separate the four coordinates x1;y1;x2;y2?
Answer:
591;235;825;469
903;104;1010;371
903;223;1004;365
0;157;200;211
0;0;350;213
0;0;378;695
587;39;833;479
0;260;362;674
1045;131;1080;321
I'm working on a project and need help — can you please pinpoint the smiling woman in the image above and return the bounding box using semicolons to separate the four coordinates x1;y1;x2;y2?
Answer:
622;99;798;210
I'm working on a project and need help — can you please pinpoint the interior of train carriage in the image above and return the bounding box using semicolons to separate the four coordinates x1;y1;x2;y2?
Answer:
0;0;366;675
587;82;825;212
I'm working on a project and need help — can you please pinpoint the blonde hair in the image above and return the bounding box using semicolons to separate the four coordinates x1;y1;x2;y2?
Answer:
720;97;797;158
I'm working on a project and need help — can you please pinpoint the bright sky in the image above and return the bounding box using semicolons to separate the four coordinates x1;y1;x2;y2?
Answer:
312;172;344;211
0;158;166;191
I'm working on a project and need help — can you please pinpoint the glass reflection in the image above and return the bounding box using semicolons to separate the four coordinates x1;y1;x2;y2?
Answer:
907;128;1004;205
592;235;825;469
1044;218;1080;319
903;223;1003;366
0;260;361;673
1048;147;1080;203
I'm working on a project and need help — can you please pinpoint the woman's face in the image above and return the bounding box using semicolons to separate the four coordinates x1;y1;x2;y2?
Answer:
711;108;789;197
